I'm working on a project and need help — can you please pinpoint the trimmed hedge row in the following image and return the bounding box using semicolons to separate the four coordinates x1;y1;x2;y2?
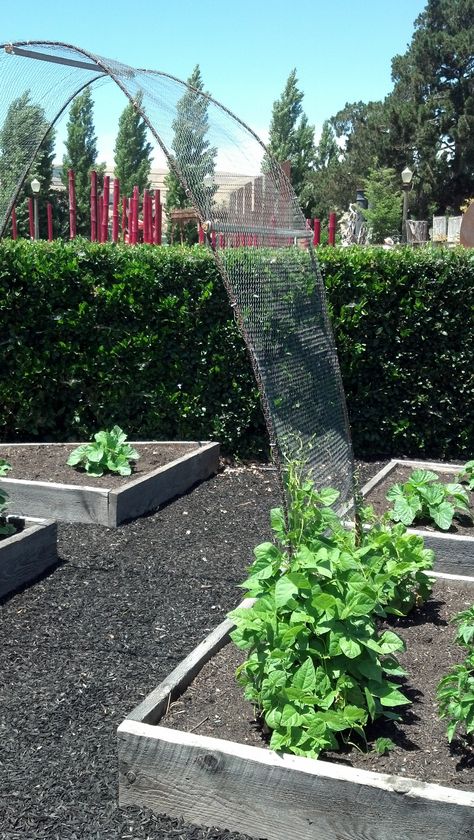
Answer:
0;240;473;460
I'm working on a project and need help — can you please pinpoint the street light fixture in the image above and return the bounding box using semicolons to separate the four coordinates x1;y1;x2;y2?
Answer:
401;167;413;243
31;177;40;240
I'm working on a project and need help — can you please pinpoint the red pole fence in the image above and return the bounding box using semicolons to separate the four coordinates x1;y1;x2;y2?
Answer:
112;178;120;243
47;203;53;241
90;170;97;241
131;186;139;244
11;206;17;239
143;189;150;243
68;169;76;239
122;196;128;241
328;212;336;246
313;218;321;246
154;189;161;245
101;175;110;242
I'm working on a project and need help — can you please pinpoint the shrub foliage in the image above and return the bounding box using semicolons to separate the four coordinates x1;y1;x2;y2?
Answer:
0;241;473;459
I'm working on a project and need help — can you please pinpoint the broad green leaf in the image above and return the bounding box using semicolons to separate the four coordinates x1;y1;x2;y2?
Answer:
339;635;362;658
409;469;438;486
292;657;316;694
281;704;303;727
431;501;454;530
390;496;418;526
364;686;376;720
274;575;299;608
378;630;405;654
318;487;340;507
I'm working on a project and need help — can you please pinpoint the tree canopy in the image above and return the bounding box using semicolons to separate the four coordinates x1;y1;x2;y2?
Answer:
265;69;316;215
114;91;153;197
164;65;216;243
0;91;55;237
62;87;104;234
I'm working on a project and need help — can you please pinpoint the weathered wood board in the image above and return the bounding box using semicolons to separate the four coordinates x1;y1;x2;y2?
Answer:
0;517;57;599
0;441;219;527
361;458;474;575
118;569;474;840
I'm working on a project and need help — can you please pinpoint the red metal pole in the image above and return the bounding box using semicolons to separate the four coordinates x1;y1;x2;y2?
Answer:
131;186;139;244
198;223;205;244
328;212;336;246
47;203;53;241
28;198;34;239
98;195;103;243
122;196;128;242
68;169;76;239
143;189;150;243
148;193;153;243
11;206;17;239
90;170;97;241
313;218;321;247
101;175;110;242
154;190;161;244
112;178;120;243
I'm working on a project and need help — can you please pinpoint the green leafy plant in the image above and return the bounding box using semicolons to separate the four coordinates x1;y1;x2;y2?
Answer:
0;458;12;477
0;460;15;539
458;460;474;491
437;605;474;744
228;462;423;760
67;425;139;477
386;469;470;531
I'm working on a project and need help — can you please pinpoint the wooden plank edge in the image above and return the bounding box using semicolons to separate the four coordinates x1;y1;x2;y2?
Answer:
360;459;398;497
109;441;220;498
430;570;474;583
0;476;109;495
1;517;56;547
393;458;465;473
118;718;474;808
409;527;474;544
125;599;253;725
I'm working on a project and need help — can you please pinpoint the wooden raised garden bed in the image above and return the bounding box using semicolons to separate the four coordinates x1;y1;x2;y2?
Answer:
118;557;474;839
0;441;220;527
0;517;57;599
361;458;474;575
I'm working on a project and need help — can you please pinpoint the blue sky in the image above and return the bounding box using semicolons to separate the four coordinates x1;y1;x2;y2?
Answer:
4;0;426;166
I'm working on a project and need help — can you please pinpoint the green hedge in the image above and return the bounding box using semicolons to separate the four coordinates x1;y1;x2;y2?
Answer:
0;240;265;455
0;240;473;460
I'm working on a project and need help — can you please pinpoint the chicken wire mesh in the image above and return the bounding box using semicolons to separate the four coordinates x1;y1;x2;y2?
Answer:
0;41;355;510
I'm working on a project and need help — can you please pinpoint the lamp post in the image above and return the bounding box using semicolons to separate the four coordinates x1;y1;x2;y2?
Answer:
401;166;413;243
31;177;40;240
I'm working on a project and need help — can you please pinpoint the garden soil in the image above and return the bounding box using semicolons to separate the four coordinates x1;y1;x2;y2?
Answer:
0;442;196;488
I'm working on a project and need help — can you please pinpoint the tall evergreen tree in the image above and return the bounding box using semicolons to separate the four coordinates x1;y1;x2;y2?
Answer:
265;69;316;214
0;91;55;237
164;65;216;244
62;87;104;234
386;0;474;216
113;92;153;197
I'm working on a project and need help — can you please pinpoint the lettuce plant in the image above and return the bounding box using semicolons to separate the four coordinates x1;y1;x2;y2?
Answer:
228;463;434;760
67;426;139;477
458;460;474;491
387;469;470;531
437;605;474;744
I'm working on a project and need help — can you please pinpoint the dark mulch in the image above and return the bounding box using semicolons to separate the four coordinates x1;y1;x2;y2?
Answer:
365;463;474;537
0;463;281;840
3;457;471;839
0;442;195;488
165;580;474;791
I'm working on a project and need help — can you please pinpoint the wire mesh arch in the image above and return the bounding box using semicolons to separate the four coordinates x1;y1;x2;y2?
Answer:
0;40;355;511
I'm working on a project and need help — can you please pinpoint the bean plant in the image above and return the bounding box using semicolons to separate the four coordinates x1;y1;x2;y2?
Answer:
437;605;474;744
67;426;139;477
229;461;434;759
386;469;470;531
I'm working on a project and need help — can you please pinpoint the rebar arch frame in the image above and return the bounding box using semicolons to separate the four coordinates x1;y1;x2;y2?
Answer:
0;40;356;515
